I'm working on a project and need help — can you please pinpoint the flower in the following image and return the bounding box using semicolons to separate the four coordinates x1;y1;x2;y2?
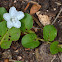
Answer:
3;6;24;28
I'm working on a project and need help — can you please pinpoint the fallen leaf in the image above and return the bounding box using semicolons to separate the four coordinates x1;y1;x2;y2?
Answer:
36;11;51;26
25;48;30;50
30;4;41;15
4;59;9;62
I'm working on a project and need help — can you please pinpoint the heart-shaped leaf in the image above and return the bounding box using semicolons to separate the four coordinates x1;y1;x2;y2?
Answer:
43;25;57;41
20;13;33;32
22;33;40;49
0;21;20;49
0;7;7;21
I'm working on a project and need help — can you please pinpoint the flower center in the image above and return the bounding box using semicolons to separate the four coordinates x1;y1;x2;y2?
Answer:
10;17;16;23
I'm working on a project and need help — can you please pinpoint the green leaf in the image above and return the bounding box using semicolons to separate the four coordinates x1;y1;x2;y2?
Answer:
1;41;12;49
20;13;33;32
58;47;62;52
0;7;7;21
16;61;22;62
0;21;20;49
43;25;57;41
50;41;59;54
22;33;40;49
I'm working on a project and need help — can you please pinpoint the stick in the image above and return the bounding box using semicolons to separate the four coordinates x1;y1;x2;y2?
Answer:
24;2;30;12
24;0;40;5
52;8;62;25
32;15;43;29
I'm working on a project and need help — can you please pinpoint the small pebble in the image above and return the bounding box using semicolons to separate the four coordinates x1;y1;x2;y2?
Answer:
14;50;19;52
53;8;56;11
14;0;17;3
17;56;22;60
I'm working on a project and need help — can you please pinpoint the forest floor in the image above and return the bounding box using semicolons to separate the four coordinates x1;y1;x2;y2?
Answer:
0;0;62;62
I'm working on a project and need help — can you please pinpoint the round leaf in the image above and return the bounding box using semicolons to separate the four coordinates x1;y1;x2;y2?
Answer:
43;25;57;41
22;33;40;49
20;13;33;32
58;47;62;52
50;41;59;54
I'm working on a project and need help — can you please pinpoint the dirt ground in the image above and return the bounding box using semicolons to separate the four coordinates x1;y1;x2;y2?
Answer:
0;0;62;62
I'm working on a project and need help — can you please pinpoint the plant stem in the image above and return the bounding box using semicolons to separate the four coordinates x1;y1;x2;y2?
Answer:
24;32;28;34
37;38;51;44
26;30;35;34
37;38;45;42
58;44;62;48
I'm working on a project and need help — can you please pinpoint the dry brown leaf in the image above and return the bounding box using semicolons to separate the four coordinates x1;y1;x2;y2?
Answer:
25;48;30;50
4;59;9;62
36;11;51;26
30;4;41;15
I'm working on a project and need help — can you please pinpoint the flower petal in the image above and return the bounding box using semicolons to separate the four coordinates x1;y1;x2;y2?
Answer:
7;21;13;28
16;11;24;20
13;20;21;28
3;13;10;21
9;6;17;17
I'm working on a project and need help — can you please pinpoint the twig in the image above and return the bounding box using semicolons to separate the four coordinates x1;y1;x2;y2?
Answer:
51;55;56;62
32;15;43;29
24;2;30;12
9;59;18;62
58;16;62;18
32;27;42;29
52;8;62;25
24;0;39;5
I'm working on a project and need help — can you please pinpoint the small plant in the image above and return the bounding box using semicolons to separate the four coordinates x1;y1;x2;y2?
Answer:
0;6;62;54
43;25;62;54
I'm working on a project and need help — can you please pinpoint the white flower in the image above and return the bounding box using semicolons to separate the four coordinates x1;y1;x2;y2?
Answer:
3;6;24;28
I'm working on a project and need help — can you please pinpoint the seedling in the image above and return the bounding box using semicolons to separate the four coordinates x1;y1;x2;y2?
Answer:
0;6;62;54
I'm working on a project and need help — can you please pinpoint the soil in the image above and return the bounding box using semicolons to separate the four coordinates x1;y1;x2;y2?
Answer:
0;0;62;62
